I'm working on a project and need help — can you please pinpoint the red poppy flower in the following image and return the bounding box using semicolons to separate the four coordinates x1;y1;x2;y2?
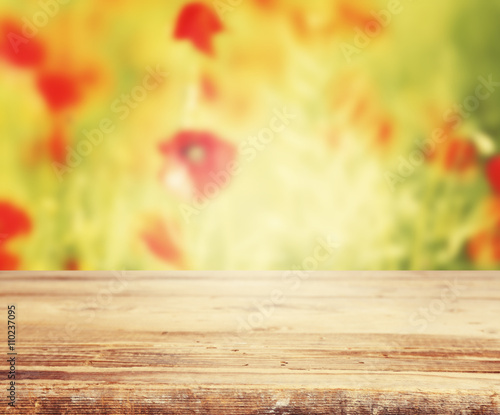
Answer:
253;0;277;10
64;258;79;270
486;155;500;194
0;19;46;68
443;139;476;171
159;130;236;197
201;74;218;101
141;217;185;267
376;118;393;147
0;201;32;270
0;201;31;245
337;2;375;31
174;2;224;55
36;71;82;112
0;250;19;270
47;125;68;164
428;138;477;172
467;229;500;265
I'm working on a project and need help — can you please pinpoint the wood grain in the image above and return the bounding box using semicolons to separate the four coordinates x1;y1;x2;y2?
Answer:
1;271;499;414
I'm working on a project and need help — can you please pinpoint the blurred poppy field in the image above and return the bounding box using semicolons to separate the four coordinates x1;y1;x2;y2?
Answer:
1;0;500;270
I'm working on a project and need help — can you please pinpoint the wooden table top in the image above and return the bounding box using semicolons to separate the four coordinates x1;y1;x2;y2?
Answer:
1;271;499;414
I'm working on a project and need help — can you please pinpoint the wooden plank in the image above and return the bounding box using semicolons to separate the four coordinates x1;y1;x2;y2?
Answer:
1;271;499;414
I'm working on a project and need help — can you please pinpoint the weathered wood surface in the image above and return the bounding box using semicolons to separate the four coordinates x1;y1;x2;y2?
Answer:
1;271;499;414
